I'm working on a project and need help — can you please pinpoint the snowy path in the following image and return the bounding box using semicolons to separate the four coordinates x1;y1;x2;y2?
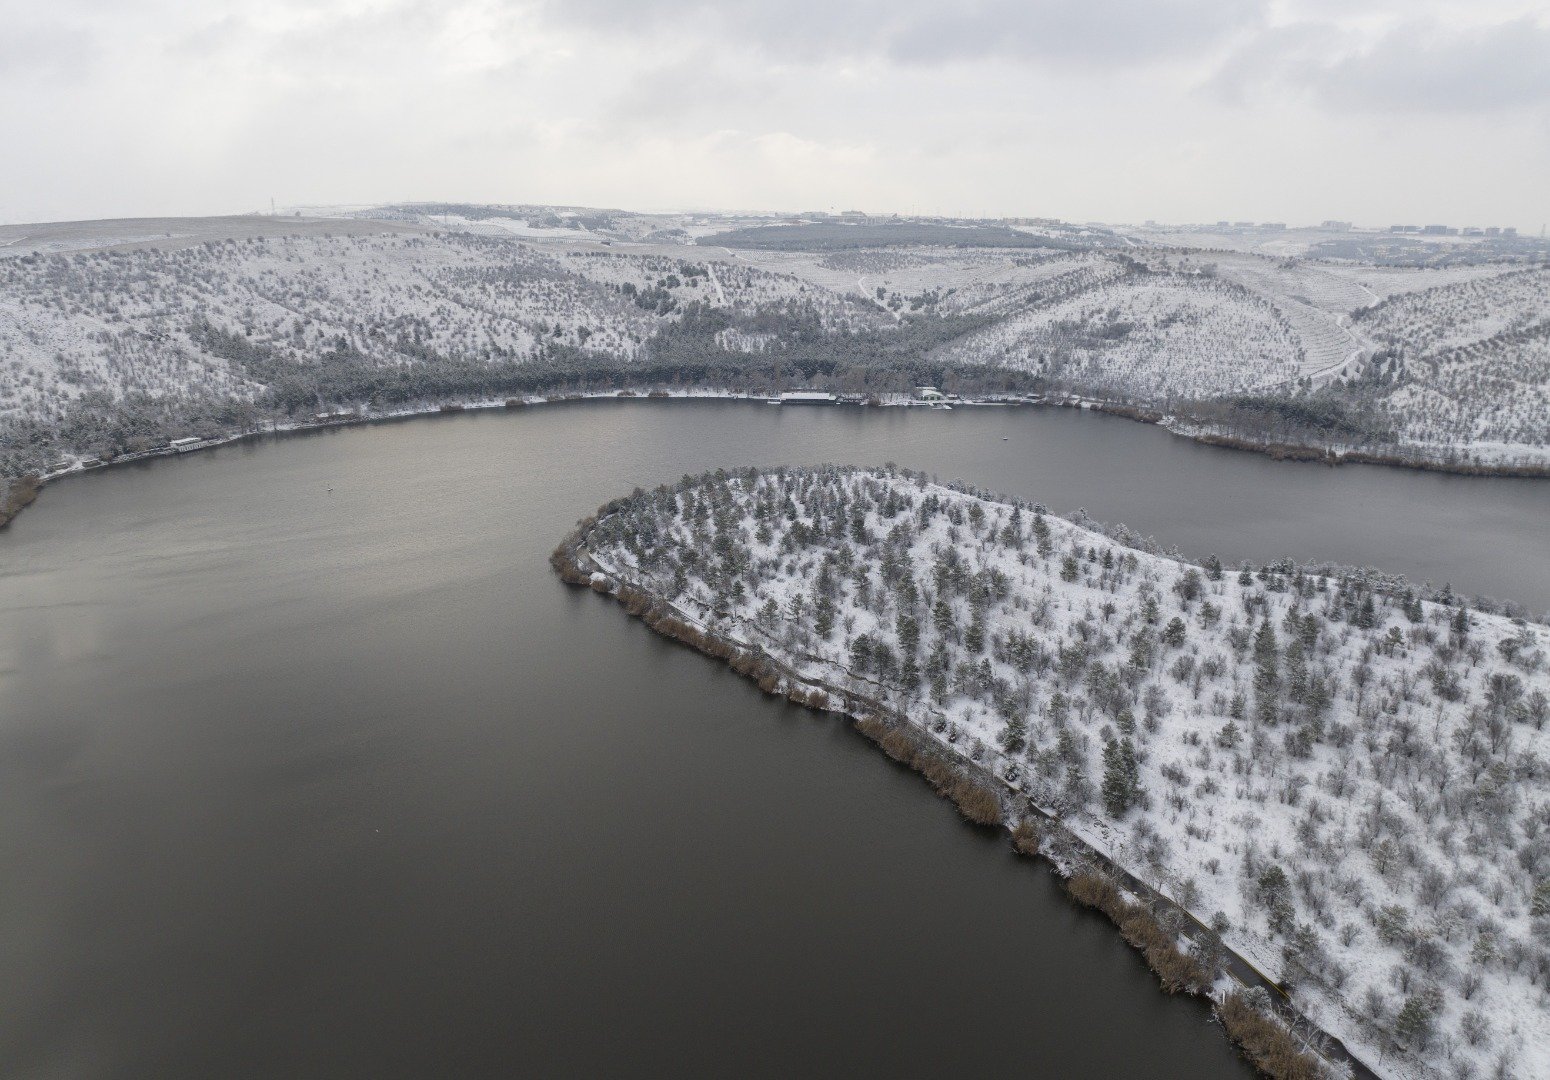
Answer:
856;274;901;321
705;261;728;306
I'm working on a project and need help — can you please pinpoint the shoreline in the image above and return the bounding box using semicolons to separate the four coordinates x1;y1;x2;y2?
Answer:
1077;402;1550;480
550;518;1384;1080
5;387;1545;535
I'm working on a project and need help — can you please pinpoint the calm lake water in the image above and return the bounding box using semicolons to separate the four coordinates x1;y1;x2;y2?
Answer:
2;402;1546;1079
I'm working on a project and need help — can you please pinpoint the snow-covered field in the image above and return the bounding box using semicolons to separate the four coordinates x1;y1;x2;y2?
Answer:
584;465;1550;1080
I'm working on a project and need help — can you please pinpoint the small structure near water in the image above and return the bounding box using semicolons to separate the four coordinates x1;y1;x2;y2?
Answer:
778;390;837;405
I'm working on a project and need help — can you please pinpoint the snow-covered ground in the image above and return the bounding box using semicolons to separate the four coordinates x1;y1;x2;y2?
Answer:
0;230;859;424
938;270;1305;397
2;209;1547;469
584;465;1550;1080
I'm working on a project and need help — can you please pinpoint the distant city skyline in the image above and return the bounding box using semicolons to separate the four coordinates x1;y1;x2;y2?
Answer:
3;0;1548;228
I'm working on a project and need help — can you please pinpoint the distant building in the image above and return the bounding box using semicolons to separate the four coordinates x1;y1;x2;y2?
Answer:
1389;225;1420;234
1462;227;1484;237
1320;220;1353;231
779;390;838;405
1261;222;1287;231
1503;227;1518;238
1233;221;1254;228
914;386;945;402
1422;224;1456;236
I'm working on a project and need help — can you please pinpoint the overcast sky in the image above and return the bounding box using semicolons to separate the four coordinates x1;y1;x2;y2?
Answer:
2;0;1547;227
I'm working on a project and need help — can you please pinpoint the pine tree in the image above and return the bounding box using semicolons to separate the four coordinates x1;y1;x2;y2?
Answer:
1121;738;1140;806
1102;737;1130;817
1451;605;1470;639
933;598;955;641
1354;593;1377;630
1253;618;1278;667
1217;719;1241;749
1101;736;1140;818
1394;992;1437;1048
1256;864;1289;906
814;594;836;639
1142;594;1160;624
999;715;1028;755
849;634;873;672
965;610;985;654
1116;707;1136;738
1032;512;1052;558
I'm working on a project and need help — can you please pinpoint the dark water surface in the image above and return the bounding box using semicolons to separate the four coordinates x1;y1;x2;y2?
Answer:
2;402;1546;1079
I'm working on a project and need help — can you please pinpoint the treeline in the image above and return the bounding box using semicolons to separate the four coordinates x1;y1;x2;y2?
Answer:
0;474;41;528
0;390;262;476
1173;389;1399;448
700;222;1084;251
0;305;1052;475
4;284;1534;483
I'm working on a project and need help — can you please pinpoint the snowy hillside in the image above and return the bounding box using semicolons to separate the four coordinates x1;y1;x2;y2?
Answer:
1348;270;1550;457
579;465;1550;1080
937;269;1306;397
0;231;859;425
2;210;1548;474
1355;270;1550;359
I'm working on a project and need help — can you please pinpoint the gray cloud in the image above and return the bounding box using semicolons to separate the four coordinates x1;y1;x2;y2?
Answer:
0;22;98;79
538;0;1266;67
1;0;1547;225
1315;18;1550;112
1210;16;1550;112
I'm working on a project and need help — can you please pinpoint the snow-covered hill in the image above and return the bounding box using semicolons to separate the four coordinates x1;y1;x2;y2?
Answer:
935;269;1305;397
579;465;1550;1080
0;230;861;425
2;210;1547;474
